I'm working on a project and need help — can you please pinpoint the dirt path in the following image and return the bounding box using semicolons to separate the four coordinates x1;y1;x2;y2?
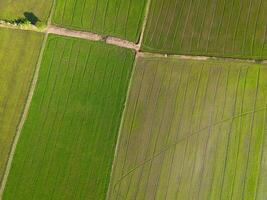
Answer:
137;52;267;64
106;36;139;51
46;25;103;41
46;25;139;51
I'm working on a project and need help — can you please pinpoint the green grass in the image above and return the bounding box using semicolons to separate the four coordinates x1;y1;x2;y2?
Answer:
52;0;147;42
0;0;53;22
3;34;135;200
0;28;43;185
108;55;267;200
142;0;267;59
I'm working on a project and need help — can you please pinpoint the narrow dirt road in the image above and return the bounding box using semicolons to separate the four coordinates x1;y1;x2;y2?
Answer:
46;25;103;41
106;36;139;51
46;25;139;51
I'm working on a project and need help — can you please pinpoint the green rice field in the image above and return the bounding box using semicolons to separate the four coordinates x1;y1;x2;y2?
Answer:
52;0;147;42
108;55;267;200
2;35;135;200
0;28;43;186
142;0;267;59
2;0;267;199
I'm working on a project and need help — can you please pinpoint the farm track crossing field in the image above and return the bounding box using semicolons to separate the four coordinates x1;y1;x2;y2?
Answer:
0;28;43;186
108;55;267;200
142;0;267;59
3;35;135;200
0;0;53;22
52;0;147;43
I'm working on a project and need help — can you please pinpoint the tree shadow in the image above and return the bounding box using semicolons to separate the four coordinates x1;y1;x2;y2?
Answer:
23;12;40;25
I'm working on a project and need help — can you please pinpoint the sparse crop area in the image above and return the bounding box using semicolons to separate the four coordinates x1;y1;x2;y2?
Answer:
2;35;134;200
142;0;267;59
52;0;147;42
0;28;43;185
108;55;267;200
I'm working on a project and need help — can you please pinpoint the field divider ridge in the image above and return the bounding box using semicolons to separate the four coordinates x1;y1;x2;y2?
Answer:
137;0;152;48
137;52;267;65
46;25;103;41
47;0;57;25
0;33;49;200
106;36;139;51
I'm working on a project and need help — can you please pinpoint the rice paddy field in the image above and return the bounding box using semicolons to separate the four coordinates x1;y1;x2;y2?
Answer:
2;35;135;200
2;0;267;199
108;55;267;200
52;0;147;42
0;28;43;186
142;0;267;59
0;0;53;22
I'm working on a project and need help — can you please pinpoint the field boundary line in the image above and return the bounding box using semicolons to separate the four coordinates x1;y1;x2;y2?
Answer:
106;36;139;51
137;52;267;65
137;0;152;48
0;24;267;64
47;25;103;41
105;53;139;200
0;33;48;200
48;0;57;25
46;25;140;50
